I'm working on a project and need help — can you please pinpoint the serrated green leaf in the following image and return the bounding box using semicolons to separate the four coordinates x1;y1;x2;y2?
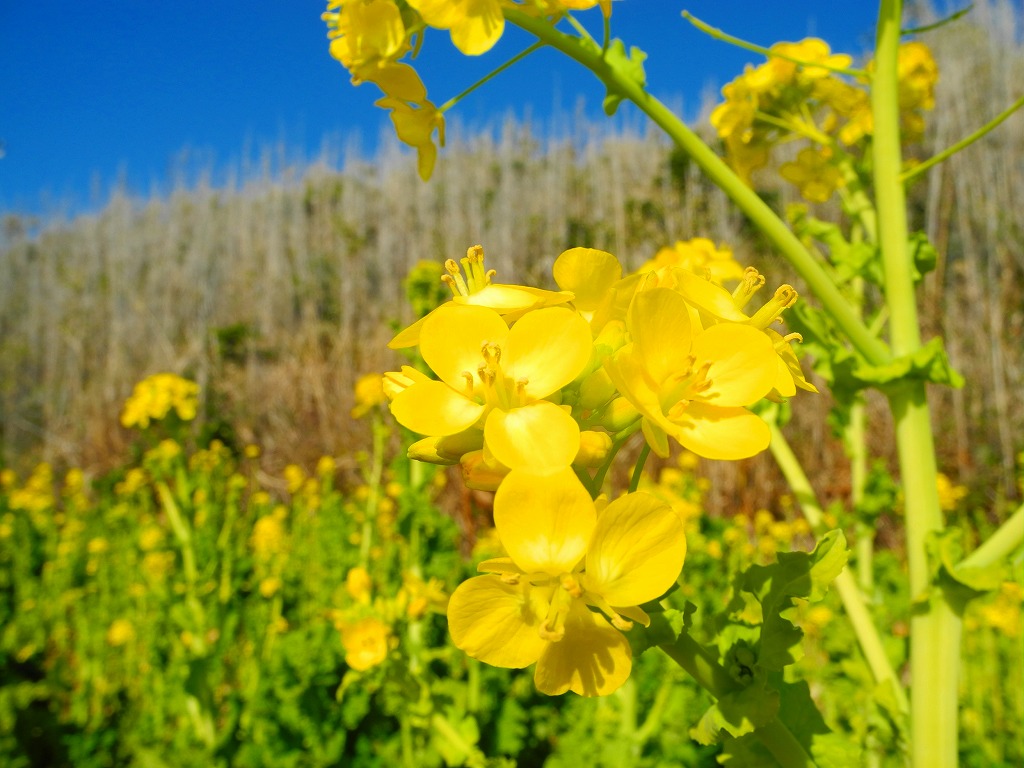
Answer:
691;673;780;745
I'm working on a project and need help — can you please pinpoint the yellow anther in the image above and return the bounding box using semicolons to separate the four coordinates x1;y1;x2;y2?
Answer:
749;284;799;329
733;267;766;310
500;572;520;585
559;573;583;598
461;371;475;391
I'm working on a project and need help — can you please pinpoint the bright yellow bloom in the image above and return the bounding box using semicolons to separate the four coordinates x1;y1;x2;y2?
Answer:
323;0;408;73
389;304;591;471
106;619;136;647
448;469;685;696
339;617;391;670
604;287;777;459
390;245;571;348
407;0;505;56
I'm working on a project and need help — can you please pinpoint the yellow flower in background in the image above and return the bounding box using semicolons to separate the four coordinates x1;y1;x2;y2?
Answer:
390;245;572;349
346;566;373;604
283;464;306;495
448;468;685;696
407;0;505;56
936;472;968;512
780;147;844;203
388;303;592;471
351;373;386;418
897;42;938;112
604;287;777;460
340;617;391;671
106;619;136;647
636;238;745;285
766;38;852;86
121;373;199;429
251;516;287;560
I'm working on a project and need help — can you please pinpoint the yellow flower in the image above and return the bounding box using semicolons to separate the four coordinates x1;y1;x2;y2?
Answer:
346;566;373;604
283;464;306;495
448;468;685;696
259;577;282;598
390;245;572;349
120;373;199;429
106;619;136;647
323;0;408;73
780;147;844;203
936;473;968;512
251;516;287;559
636;239;745;285
388;304;592;471
351;373;386;418
604;287;777;459
407;0;505;56
340;617;391;671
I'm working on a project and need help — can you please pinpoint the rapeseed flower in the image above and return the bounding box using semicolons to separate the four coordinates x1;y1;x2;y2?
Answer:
604;287;777;459
448;468;685;696
388;303;591;471
339;617;391;671
121;373;199;429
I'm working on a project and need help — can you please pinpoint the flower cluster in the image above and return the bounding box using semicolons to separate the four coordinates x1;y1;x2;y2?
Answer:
322;1;608;179
711;38;938;199
384;245;813;488
383;243;814;695
120;373;200;429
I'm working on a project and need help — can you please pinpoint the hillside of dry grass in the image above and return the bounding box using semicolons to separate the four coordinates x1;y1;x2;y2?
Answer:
1;0;1021;516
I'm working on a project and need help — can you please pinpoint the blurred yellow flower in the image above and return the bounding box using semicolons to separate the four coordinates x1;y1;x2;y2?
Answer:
251;516;288;560
351;373;386;418
340;617;391;671
636;239;745;285
936;472;968;512
283;464;307;495
346;566;373;604
780;147;844;203
121;373;199;429
259;577;282;599
106;619;136;647
406;0;505;56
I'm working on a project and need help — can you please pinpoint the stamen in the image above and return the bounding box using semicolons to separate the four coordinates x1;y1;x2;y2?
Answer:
445;259;470;296
500;572;520;585
732;267;766;310
748;285;799;329
441;273;459;297
461;371;475;392
783;332;803;344
559;574;583;599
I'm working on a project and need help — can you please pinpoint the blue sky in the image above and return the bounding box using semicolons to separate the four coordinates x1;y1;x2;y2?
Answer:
0;2;879;217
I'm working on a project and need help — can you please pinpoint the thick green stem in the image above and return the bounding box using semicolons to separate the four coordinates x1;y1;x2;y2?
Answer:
874;2;952;763
768;421;908;714
659;632;818;768
503;8;889;367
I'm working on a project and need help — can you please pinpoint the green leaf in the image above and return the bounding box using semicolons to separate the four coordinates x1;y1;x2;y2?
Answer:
690;671;780;744
751;530;849;670
923;528;1009;609
600;40;647;115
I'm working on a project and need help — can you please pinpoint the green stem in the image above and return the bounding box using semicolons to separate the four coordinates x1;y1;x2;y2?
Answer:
359;415;387;566
629;443;650;493
958;503;1024;571
874;2;952;763
438;42;545;113
769;421;908;714
901;93;1024;183
681;11;868;79
590;419;641;496
503;8;889;367
659;632;818;768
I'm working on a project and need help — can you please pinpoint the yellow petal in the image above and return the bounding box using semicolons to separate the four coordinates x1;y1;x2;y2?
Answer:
552;247;623;311
448;576;549;668
534;602;632;697
672;402;770;460
692;323;776;406
420;305;508;388
603;349;678;444
628;287;694;384
448;0;504;56
390;380;485;436
493;468;595;576
504;307;592;399
484;401;580;471
670;268;748;322
583;492;686;607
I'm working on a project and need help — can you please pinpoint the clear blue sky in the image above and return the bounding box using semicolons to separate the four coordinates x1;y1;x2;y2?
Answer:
0;2;879;217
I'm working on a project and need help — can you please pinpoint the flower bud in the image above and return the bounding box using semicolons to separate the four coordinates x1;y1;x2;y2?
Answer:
574;430;613;468
596;397;641;433
579;367;617;411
